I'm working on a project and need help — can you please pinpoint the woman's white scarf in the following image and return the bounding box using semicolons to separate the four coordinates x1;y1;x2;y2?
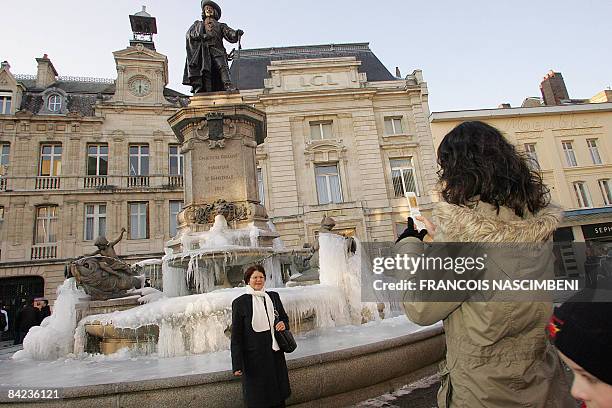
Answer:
245;285;279;351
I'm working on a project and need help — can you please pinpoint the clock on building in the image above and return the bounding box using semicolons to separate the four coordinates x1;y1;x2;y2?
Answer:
128;76;152;97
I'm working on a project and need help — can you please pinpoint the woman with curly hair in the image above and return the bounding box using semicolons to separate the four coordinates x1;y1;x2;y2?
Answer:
396;121;575;407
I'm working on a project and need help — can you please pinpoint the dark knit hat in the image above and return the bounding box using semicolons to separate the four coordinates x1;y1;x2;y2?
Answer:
548;298;612;385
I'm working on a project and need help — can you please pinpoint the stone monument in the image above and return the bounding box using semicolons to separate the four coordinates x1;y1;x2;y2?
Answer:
168;1;276;253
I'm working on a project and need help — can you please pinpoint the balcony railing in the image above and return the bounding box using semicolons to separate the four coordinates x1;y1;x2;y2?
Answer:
0;175;186;191
31;243;58;260
84;176;108;189
128;175;150;188
167;175;184;188
35;176;61;190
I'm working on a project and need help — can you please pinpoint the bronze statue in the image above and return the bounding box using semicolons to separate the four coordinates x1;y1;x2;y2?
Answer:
183;0;243;93
66;228;143;301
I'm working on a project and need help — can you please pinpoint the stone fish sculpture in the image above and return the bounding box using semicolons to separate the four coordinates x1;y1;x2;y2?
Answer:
66;228;143;301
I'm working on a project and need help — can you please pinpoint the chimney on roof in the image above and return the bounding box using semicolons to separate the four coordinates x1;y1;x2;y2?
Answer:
498;103;511;109
540;70;569;106
35;54;58;89
0;61;10;70
395;67;401;78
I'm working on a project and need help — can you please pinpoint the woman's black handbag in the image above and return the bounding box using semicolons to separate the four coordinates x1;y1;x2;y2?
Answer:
274;310;297;353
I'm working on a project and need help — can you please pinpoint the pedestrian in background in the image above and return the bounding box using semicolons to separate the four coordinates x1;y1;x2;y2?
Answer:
38;298;51;324
231;265;291;408
13;298;39;345
0;302;8;340
396;121;574;407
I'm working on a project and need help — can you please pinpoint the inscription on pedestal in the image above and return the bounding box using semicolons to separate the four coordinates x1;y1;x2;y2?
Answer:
198;152;240;193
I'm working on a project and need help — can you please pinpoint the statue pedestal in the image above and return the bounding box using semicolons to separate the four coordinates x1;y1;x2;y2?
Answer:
167;93;277;253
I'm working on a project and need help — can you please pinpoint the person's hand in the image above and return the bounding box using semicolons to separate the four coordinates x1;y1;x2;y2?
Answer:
275;321;286;332
236;29;244;36
415;215;436;240
233;370;242;377
396;217;428;243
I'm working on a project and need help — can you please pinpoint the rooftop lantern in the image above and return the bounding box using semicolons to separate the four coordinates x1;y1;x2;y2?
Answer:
129;6;157;50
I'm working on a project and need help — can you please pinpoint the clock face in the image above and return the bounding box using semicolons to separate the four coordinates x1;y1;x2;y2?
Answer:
129;77;152;97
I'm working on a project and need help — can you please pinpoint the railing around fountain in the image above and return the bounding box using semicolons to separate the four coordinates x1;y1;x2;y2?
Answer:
31;243;58;260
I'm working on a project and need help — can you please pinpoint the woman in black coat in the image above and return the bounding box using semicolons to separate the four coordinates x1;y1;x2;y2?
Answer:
231;265;291;408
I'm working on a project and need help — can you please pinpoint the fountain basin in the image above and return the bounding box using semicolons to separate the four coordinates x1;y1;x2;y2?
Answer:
84;322;159;355
1;318;444;407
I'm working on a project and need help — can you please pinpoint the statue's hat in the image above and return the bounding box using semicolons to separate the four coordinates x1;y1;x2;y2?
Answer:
201;0;222;19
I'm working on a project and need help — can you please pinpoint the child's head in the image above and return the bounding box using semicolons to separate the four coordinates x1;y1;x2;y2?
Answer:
548;300;612;407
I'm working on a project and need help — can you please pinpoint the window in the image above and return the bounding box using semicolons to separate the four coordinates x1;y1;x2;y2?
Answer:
599;179;612;206
84;204;107;241
572;182;592;208
87;144;108;176
390;158;418;197
587;139;602;165
310;121;333;140
129;202;148;239
168;145;183;175
524;143;539;169
129;145;149;176
0;94;11;115
384;117;403;135
0;143;9;167
47;94;62;112
562;141;577;167
315;164;343;204
35;206;58;244
0;206;4;223
169;201;183;237
39;144;62;176
257;167;265;205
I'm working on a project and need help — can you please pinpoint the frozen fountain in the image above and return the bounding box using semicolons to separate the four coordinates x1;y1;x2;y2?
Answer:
1;90;444;408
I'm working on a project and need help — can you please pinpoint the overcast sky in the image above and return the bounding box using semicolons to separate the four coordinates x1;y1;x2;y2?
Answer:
3;0;610;112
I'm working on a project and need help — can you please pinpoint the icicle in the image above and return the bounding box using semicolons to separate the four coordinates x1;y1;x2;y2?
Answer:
13;278;87;360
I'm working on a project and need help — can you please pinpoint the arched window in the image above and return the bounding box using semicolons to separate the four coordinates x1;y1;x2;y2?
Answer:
47;94;62;112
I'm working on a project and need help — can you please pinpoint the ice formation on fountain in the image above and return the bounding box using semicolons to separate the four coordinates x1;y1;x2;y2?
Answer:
163;214;278;297
319;232;378;324
13;278;87;360
74;285;348;358
16;214;382;361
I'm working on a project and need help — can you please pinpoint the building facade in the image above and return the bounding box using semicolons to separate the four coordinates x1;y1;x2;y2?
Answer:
430;80;612;276
0;41;188;326
0;37;436;321
230;44;438;248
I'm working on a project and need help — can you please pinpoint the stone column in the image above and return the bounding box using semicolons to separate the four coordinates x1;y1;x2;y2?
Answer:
167;93;277;251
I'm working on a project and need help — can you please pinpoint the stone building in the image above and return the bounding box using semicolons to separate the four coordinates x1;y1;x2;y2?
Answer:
430;72;612;276
0;23;437;325
0;14;188;327
230;43;438;248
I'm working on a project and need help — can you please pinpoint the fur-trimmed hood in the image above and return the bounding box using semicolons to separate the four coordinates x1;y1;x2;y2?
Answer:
432;201;563;243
